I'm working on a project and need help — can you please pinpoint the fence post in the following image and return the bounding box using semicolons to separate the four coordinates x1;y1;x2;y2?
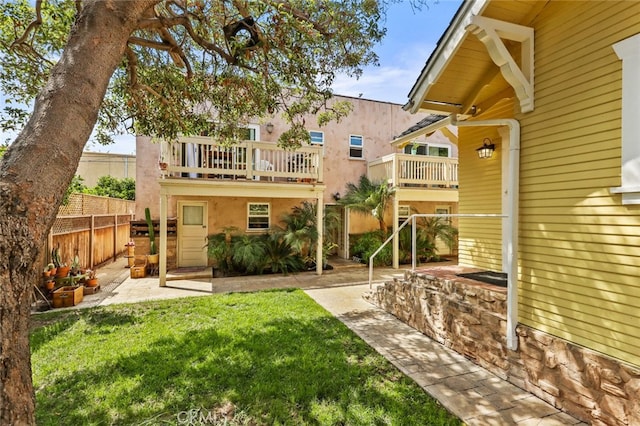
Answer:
90;215;95;269
113;214;117;262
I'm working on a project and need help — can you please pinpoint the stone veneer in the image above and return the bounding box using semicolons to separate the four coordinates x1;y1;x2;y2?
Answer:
364;267;640;426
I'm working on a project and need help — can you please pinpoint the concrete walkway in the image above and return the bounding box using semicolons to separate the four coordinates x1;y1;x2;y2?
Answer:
76;257;585;425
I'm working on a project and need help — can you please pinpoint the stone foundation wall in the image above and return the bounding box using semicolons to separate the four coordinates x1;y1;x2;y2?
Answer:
365;269;640;426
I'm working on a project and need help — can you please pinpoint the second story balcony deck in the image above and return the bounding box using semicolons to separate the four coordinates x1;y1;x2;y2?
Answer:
367;153;458;189
159;137;323;184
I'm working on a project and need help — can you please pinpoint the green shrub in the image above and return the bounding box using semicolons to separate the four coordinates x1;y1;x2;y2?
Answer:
208;232;305;276
232;235;267;274
262;234;305;275
351;231;392;266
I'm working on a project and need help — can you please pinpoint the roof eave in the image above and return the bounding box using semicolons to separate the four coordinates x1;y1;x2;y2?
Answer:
391;115;453;147
407;0;491;114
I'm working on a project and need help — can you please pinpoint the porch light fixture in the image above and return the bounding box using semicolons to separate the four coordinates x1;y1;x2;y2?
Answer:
266;122;274;134
476;138;495;159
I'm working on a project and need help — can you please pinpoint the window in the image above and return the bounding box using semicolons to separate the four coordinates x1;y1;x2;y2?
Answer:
241;124;260;141
398;205;411;219
428;145;450;157
611;33;640;204
309;130;325;156
403;143;449;157
247;203;270;230
436;206;451;224
404;144;427;155
398;205;411;226
309;131;324;145
200;123;260;141
349;135;363;159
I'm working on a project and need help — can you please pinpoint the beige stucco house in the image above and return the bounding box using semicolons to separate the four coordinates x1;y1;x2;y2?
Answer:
366;1;640;424
135;95;458;283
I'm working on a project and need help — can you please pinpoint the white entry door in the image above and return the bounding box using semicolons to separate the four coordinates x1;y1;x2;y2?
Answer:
178;201;208;267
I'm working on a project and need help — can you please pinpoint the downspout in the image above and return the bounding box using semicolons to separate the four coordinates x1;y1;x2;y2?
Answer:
451;114;520;350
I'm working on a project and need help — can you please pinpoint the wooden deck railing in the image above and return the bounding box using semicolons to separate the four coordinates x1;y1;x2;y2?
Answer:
367;153;458;188
160;137;323;183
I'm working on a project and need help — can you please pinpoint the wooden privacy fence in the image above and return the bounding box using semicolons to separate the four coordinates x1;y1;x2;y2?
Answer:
44;194;135;270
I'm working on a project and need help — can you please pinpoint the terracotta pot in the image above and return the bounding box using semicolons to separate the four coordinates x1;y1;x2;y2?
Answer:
85;278;98;288
56;266;71;278
45;280;55;291
43;270;51;278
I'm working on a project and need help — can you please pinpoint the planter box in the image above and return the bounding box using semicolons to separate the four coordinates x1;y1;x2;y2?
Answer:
130;255;147;278
83;285;100;295
53;286;84;308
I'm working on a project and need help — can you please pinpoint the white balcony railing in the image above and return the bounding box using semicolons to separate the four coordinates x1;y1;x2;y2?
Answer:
367;153;458;188
159;137;323;183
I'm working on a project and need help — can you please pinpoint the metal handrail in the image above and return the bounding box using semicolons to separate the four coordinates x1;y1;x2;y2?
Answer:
368;213;507;288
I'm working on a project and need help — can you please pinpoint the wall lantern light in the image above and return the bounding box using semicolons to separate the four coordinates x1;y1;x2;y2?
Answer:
266;122;274;134
476;138;495;159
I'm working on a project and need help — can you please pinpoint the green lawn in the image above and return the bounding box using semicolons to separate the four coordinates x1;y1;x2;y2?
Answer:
31;289;462;425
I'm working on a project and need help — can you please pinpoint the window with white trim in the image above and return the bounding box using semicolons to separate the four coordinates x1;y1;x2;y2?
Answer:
349;135;363;159
404;144;427;155
310;130;324;145
436;206;451;224
611;33;640;204
428;145;450;157
398;205;411;219
398;205;411;226
403;143;450;157
310;130;325;156
247;203;270;230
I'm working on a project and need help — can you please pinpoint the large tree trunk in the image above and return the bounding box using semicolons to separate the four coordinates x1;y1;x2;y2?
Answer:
0;1;155;423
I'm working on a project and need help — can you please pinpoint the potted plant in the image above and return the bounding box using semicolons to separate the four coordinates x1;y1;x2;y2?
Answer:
145;207;159;264
69;254;80;276
45;263;57;277
84;269;98;287
52;246;70;278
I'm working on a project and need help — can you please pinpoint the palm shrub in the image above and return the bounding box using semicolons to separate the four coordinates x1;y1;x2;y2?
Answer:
275;200;341;264
338;175;394;235
351;230;392;266
417;217;458;261
262;234;305;275
278;201;318;257
207;233;236;276
231;235;267;274
398;225;435;264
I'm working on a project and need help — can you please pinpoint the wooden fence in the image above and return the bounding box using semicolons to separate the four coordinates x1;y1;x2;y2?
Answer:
44;194;135;271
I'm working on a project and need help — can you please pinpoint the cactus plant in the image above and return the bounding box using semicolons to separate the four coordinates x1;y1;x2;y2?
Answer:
145;207;157;255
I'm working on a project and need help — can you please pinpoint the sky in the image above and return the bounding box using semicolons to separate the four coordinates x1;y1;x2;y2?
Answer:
2;0;462;155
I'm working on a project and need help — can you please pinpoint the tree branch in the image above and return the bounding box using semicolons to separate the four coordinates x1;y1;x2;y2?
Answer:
264;1;334;37
11;0;43;48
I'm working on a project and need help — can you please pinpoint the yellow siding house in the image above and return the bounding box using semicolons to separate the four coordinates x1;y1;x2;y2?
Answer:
384;1;640;424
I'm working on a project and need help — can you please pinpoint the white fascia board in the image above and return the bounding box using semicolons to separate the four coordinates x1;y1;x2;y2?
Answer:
407;0;491;114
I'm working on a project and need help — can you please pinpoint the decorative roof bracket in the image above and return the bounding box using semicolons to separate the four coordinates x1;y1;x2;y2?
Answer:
467;15;534;113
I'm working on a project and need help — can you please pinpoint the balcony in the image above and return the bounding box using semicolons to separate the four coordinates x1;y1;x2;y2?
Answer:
159;137;323;183
367;153;458;188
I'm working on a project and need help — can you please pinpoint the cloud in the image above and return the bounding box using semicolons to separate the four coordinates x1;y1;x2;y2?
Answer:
332;42;436;104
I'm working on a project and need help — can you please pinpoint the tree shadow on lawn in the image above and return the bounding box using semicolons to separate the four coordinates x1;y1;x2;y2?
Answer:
33;291;461;425
30;310;138;353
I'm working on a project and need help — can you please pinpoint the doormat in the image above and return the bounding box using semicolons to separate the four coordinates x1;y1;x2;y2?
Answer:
457;271;507;288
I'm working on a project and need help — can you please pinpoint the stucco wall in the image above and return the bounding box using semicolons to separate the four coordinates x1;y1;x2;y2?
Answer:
76;152;136;187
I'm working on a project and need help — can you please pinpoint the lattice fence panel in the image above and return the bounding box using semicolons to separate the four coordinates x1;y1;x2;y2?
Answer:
51;216;91;235
57;193;134;216
94;215;116;229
